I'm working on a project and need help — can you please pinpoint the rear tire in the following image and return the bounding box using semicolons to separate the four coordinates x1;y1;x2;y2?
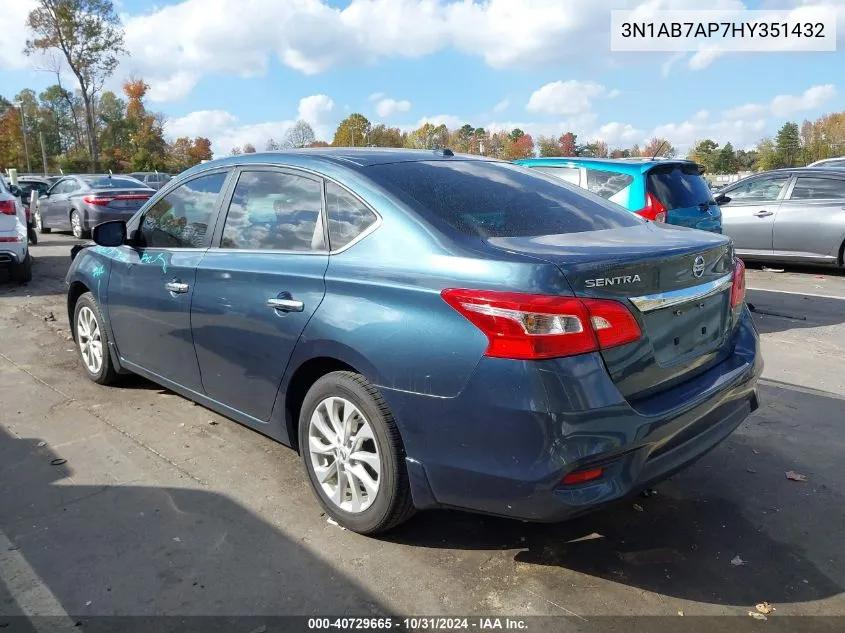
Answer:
73;292;117;385
70;210;89;239
299;371;415;534
11;253;32;284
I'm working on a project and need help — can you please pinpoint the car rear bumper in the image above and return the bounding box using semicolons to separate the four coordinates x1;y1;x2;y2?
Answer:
0;248;23;267
84;209;138;229
381;306;761;521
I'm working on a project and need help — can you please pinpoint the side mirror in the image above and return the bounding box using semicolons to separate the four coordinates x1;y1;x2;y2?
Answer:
39;191;49;198
715;193;731;205
92;220;127;246
9;185;21;197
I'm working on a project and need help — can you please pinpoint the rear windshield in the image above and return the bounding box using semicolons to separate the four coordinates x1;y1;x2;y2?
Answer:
647;164;714;210
83;176;146;189
366;160;640;238
17;181;49;197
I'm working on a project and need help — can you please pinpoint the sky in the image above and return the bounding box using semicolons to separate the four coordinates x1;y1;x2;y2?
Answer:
0;0;843;157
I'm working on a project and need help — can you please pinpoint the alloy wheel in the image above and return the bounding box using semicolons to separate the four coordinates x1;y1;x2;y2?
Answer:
308;396;381;513
76;306;103;374
71;211;83;238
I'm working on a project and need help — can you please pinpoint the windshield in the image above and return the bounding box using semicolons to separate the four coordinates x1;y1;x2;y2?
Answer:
83;176;147;189
366;160;640;238
647;164;715;210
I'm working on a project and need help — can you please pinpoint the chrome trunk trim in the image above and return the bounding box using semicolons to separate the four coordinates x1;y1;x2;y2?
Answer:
629;273;733;313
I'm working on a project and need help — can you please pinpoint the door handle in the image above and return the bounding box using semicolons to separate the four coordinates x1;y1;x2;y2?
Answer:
753;210;774;217
267;298;304;312
165;281;189;294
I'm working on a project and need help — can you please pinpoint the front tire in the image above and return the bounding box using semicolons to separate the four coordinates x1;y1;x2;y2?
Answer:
73;292;117;385
11;253;32;284
70;210;89;239
35;209;50;234
299;371;415;534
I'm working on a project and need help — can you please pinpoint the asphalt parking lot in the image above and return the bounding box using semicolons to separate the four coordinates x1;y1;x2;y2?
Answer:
1;234;844;627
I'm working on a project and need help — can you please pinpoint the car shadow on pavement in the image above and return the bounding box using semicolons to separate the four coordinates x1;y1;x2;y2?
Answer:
0;425;389;620
387;380;844;610
0;250;78;297
748;291;845;335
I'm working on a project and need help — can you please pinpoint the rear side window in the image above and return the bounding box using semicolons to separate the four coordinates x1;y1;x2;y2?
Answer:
220;170;325;251
367;160;640;238
789;177;845;200
585;169;634;199
530;165;581;185
139;172;226;248
325;181;377;250
647;164;714;210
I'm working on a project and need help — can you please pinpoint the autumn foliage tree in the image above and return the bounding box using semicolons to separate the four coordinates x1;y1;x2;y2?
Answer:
25;0;126;171
502;131;534;160
643;137;675;158
558;132;578;157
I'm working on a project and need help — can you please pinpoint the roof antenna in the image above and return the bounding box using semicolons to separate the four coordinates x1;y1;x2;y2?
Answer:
60;168;64;175
108;169;113;178
651;140;668;160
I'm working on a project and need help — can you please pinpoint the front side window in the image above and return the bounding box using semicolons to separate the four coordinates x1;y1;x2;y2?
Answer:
326;181;377;250
789;177;845;200
585;169;634;199
724;175;789;202
220;170;324;251
139;171;227;248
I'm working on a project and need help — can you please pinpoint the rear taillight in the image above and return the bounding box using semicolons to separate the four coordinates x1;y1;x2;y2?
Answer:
83;194;150;206
0;236;22;242
730;258;746;309
440;289;642;360
0;200;17;215
636;192;666;223
562;467;604;486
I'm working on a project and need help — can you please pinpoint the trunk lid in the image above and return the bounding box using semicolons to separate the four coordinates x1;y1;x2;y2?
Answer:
488;223;736;400
85;188;153;212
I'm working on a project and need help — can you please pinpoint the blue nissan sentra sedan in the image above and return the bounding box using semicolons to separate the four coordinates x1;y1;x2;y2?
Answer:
66;149;761;534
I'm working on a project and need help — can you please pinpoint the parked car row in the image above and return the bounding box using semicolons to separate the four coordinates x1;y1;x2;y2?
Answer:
33;174;157;239
516;157;723;233
514;156;845;270
65;148;761;534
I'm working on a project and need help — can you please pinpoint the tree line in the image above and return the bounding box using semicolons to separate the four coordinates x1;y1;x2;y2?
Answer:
0;0;211;176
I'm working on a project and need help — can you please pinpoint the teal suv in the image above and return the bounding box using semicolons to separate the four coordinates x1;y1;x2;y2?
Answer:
516;157;722;233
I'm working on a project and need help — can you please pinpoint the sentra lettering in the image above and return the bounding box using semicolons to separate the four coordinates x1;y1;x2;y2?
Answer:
585;275;642;288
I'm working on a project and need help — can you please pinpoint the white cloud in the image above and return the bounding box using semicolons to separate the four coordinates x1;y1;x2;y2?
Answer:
722;84;836;119
298;94;335;128
0;0;39;71
689;48;725;70
375;97;412;118
166;94;336;154
770;84;836;116
526;80;608;116
607;89;621;99
661;52;687;77
493;99;510;113
368;92;385;102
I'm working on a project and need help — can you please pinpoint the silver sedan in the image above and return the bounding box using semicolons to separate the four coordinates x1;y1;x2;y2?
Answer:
716;167;845;268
